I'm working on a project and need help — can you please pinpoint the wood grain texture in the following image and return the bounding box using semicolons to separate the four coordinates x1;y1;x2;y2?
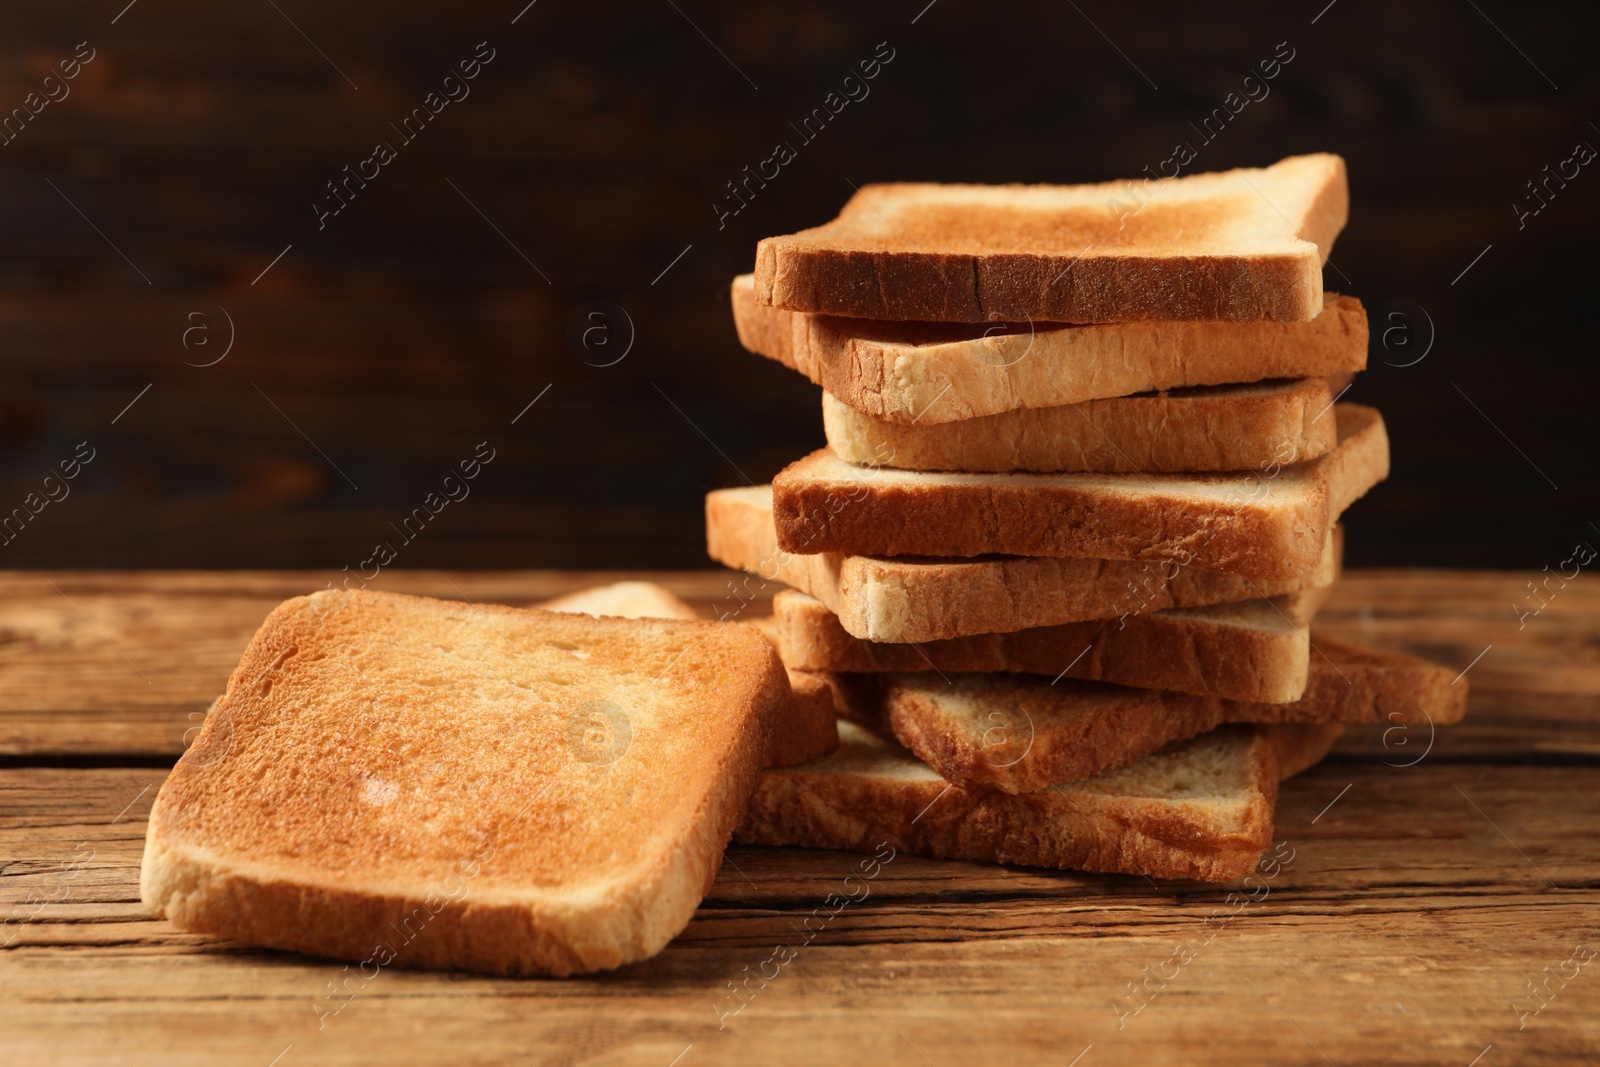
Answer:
0;568;1595;760
0;569;764;756
0;569;1597;1063
3;767;1598;1065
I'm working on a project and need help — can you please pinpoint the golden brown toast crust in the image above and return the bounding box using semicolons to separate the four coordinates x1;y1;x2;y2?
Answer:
1248;631;1470;728
736;721;1283;883
836;672;1225;796
770;405;1387;580
773;589;1322;704
822;378;1343;473
141;589;786;976
753;154;1347;323
732;274;1368;424
782;666;850;758
810;634;1463;794
706;486;1343;642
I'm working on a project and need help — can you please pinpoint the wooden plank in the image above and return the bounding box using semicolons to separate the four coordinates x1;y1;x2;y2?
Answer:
1;569;1596;1063
0;569;763;756
1314;571;1600;765
2;763;1597;1065
0;570;1595;758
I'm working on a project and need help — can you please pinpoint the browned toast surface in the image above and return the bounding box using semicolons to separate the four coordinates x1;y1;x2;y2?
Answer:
812;635;1463;794
771;405;1388;580
735;720;1325;882
823;378;1343;473
753;154;1347;323
142;589;786;976
772;585;1332;704
733;273;1367;423
706;485;1343;642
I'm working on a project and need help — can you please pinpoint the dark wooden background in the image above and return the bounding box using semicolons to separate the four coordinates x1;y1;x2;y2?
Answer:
0;0;1594;570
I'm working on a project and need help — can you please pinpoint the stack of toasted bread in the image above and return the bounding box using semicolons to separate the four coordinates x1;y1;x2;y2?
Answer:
710;154;1467;883
140;155;1469;981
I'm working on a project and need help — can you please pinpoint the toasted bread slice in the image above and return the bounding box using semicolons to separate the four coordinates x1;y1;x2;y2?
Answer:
777;652;848;753
539;581;837;767
752;154;1347;323
823;378;1347;473
1286;631;1471;730
773;577;1334;703
141;589;788;976
540;580;701;620
733;274;1367;424
817;634;1465;794
706;485;1343;642
771;404;1387;580
736;719;1342;882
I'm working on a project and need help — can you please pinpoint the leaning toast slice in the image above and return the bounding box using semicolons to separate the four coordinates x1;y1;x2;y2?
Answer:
753;154;1347;323
142;589;787;976
732;273;1367;424
706;485;1343;642
822;634;1465;794
736;719;1342;883
822;378;1348;473
771;404;1388;579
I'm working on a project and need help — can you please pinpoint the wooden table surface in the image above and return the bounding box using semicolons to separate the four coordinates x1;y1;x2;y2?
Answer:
2;569;1597;1066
